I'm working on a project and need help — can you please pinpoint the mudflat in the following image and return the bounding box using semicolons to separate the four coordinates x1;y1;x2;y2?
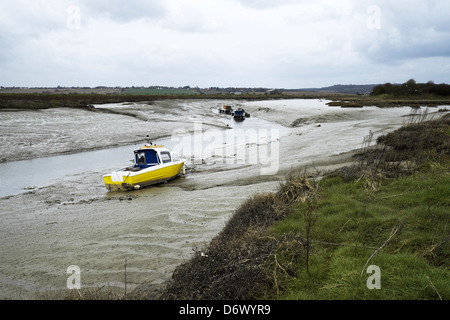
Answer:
0;99;445;299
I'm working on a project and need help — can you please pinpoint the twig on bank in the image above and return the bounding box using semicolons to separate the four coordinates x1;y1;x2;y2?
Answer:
360;224;401;276
124;258;127;299
379;193;406;199
426;276;442;300
311;240;377;250
423;236;450;257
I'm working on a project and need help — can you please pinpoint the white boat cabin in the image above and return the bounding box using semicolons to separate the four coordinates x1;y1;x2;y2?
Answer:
134;146;180;169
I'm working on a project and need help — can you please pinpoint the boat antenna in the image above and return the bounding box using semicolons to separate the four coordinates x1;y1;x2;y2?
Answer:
146;135;152;145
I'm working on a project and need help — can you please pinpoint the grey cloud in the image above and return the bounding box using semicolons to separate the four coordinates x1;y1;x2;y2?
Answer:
81;0;168;23
351;0;450;64
1;0;449;87
365;37;450;64
234;0;300;9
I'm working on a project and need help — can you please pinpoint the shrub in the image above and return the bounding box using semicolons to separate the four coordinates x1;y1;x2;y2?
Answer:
160;176;317;300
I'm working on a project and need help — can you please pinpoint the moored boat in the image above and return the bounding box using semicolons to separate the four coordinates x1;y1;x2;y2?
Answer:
103;144;185;191
232;108;246;121
219;104;233;114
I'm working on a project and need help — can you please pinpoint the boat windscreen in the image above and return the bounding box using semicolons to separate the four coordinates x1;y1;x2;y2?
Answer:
135;149;160;167
146;149;160;165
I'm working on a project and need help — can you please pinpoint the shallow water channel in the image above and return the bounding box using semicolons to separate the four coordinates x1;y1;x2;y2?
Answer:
0;103;291;299
0;112;287;198
1;100;443;299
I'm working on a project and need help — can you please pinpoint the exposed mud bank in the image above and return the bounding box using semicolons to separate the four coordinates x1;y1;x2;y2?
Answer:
1;99;444;299
0;100;231;163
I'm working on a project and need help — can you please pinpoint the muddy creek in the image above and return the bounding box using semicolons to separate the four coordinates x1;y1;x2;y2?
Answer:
0;99;440;299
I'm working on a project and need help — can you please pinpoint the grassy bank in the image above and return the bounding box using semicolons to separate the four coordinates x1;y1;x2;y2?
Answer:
159;113;449;300
2;91;450;110
269;163;448;299
327;80;450;108
326;94;450;108
0;92;330;110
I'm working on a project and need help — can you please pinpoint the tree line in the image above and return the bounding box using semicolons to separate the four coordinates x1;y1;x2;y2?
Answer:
371;79;450;96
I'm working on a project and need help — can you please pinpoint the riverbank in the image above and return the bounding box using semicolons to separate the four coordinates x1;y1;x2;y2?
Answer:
0;99;447;299
2;91;450;111
157;113;449;300
326;94;450;108
0;92;332;110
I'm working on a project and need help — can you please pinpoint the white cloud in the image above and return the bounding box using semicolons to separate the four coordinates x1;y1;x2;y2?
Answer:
0;0;449;87
82;0;168;23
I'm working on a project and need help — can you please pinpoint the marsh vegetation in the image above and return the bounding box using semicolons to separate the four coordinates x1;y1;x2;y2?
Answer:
159;112;449;300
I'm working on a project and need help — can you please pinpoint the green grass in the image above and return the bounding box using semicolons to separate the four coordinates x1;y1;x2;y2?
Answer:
279;249;448;300
269;162;449;300
159;114;448;301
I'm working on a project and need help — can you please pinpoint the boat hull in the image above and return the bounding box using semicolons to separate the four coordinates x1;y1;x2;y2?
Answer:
103;161;185;191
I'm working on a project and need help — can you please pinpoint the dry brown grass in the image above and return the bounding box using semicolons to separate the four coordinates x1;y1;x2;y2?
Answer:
159;176;318;300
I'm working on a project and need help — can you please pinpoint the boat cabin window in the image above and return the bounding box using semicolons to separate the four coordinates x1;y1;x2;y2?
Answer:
136;152;146;165
160;151;171;163
135;149;160;167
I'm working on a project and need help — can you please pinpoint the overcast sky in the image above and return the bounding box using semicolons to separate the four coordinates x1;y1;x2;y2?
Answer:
1;0;449;88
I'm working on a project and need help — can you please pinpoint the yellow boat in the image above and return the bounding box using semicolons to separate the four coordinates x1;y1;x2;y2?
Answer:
103;144;185;191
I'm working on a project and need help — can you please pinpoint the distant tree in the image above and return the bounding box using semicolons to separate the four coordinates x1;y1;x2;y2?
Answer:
405;78;416;87
371;79;450;96
370;84;385;95
370;82;393;95
404;79;417;94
